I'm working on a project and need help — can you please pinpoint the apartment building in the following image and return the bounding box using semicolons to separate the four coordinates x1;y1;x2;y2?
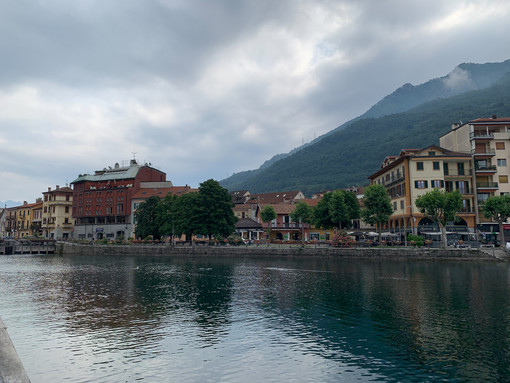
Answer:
42;186;74;239
440;116;510;238
16;201;43;238
368;146;476;237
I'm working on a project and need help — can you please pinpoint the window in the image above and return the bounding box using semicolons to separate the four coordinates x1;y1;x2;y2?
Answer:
457;162;465;176
416;162;424;171
443;163;449;175
415;180;428;189
499;175;508;184
428;151;436;156
393;202;397;211
433;161;440;170
456;181;469;194
496;142;505;150
64;218;69;224
400;200;404;210
66;195;70;201
65;206;69;213
432;180;444;188
498;159;507;167
43;207;47;213
478;193;490;203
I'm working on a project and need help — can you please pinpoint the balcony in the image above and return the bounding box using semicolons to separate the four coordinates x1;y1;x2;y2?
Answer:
443;169;472;177
475;165;497;174
476;182;499;190
470;132;494;141
471;148;496;157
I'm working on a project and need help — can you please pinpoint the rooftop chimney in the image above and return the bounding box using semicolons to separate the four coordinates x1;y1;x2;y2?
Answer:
48;187;51;192
492;114;497;119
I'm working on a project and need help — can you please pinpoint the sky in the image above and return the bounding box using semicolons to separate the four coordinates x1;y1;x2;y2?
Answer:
1;0;510;204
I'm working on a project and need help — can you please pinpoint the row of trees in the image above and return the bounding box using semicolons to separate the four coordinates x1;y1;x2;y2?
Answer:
135;178;510;248
134;179;237;242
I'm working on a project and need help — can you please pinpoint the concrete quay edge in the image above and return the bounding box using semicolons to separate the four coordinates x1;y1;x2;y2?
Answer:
60;242;502;260
0;317;31;383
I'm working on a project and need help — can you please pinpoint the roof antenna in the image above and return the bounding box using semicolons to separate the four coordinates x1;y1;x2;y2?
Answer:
132;152;137;160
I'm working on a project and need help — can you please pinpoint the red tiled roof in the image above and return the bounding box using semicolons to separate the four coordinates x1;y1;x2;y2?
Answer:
132;186;197;199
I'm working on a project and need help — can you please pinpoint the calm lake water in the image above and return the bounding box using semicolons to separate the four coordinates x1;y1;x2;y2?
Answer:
1;253;510;382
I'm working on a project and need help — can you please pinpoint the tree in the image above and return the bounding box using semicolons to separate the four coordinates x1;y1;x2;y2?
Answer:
312;192;335;229
134;196;163;240
290;201;312;246
173;192;203;243
482;195;510;246
361;184;393;244
198;179;237;239
260;205;276;243
158;193;178;245
313;190;361;230
415;189;462;248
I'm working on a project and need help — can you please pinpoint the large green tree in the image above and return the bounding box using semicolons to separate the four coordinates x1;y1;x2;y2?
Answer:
134;196;163;240
172;192;203;242
198;179;237;239
158;193;178;245
415;189;462;248
361;184;393;244
482;195;510;246
290;201;312;246
314;190;360;230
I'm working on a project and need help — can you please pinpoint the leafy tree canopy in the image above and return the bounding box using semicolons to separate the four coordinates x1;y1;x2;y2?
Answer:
134;196;163;239
482;195;510;245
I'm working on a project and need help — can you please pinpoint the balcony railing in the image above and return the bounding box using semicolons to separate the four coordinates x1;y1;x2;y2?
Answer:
444;169;472;177
475;165;497;172
476;182;499;189
470;132;494;140
471;148;496;156
381;175;405;187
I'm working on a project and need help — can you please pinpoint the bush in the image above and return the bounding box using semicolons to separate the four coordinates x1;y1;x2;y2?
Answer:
407;234;424;247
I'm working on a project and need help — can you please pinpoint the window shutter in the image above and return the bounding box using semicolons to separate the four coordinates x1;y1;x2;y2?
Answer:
415;181;418;188
424;180;428;188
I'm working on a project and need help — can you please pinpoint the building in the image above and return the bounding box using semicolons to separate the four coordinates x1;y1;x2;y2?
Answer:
16;201;43;238
440;116;510;241
71;160;166;241
42;186;74;239
368;145;476;240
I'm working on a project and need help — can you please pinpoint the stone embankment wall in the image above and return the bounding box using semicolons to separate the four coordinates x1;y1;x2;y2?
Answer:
61;243;497;260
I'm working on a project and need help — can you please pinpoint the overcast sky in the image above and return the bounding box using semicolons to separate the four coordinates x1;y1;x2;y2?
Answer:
1;0;510;203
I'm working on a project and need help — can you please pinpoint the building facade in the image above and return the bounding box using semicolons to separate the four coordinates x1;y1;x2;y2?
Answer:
42;186;74;239
368;146;476;239
71;160;166;241
440;116;510;241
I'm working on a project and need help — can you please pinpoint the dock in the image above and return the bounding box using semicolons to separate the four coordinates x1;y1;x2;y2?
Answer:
0;239;56;255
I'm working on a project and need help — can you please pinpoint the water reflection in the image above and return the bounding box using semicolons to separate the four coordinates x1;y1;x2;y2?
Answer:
1;255;510;382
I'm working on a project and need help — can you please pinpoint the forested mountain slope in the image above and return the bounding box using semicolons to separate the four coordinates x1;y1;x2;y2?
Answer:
221;60;510;192
222;71;510;196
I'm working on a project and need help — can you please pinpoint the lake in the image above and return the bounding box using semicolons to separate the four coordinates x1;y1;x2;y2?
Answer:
1;253;509;382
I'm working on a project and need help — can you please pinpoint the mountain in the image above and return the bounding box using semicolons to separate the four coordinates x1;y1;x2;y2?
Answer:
221;69;510;196
0;200;22;208
220;60;510;193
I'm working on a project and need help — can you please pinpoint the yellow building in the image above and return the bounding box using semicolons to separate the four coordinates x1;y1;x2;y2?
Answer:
368;146;476;237
14;201;43;238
